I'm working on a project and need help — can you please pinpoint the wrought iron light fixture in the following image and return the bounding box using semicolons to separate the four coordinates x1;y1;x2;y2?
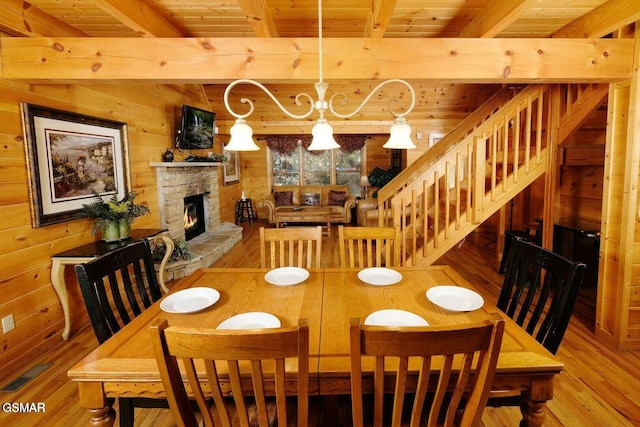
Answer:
223;0;416;151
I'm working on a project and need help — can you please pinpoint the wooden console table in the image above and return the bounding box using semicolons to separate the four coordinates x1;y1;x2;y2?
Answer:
275;207;332;236
51;229;173;340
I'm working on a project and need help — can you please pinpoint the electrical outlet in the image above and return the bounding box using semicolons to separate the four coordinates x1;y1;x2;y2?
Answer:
2;314;15;333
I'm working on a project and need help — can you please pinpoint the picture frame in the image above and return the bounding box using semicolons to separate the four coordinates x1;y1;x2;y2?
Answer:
223;150;240;185
21;103;131;227
429;133;445;148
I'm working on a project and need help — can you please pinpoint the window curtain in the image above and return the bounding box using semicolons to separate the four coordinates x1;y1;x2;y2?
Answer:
265;135;367;155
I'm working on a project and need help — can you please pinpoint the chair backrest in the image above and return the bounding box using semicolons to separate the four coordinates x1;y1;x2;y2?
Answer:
349;313;505;427
74;239;162;344
497;239;586;354
150;318;310;427
259;226;322;269
338;225;401;268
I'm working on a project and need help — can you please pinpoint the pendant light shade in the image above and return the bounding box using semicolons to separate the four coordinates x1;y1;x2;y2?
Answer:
225;119;259;151
308;118;340;150
383;117;416;149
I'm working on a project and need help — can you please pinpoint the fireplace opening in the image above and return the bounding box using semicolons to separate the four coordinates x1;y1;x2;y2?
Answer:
184;194;206;241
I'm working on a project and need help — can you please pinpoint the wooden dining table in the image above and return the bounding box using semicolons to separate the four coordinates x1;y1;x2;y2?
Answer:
67;266;563;427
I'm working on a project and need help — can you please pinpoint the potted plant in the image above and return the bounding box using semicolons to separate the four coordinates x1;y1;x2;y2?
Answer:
368;166;400;198
81;192;150;242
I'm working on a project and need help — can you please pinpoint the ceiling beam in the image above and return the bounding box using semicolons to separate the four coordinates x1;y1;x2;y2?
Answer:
552;0;640;39
1;37;633;83
92;0;182;37
0;0;86;37
458;0;537;38
235;0;279;37
364;0;398;38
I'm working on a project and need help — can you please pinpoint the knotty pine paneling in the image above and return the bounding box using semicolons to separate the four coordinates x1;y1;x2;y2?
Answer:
236;140;268;220
364;135;393;173
0;80;236;384
559;167;605;199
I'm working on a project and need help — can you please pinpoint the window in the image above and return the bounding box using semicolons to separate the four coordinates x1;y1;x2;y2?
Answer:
335;149;362;195
271;146;364;195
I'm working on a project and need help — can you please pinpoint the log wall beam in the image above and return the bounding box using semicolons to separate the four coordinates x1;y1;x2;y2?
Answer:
0;0;87;37
364;0;398;38
236;0;279;38
0;37;633;83
92;0;182;37
458;0;537;38
552;0;640;39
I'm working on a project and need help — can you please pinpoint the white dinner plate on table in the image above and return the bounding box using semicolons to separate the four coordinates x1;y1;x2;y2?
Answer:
264;267;309;286
357;267;402;286
426;286;484;312
217;312;281;330
160;287;220;314
364;309;429;327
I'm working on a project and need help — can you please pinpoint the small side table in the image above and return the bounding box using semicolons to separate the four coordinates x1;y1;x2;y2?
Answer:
51;229;172;340
235;198;256;224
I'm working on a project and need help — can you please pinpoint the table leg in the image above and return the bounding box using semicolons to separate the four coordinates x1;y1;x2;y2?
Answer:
51;260;71;341
79;382;115;427
87;405;116;427
519;375;554;427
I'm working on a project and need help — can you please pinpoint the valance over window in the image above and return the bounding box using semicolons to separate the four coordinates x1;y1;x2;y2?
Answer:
266;135;367;155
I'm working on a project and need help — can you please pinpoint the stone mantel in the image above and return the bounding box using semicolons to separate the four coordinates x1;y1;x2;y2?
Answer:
150;162;223;168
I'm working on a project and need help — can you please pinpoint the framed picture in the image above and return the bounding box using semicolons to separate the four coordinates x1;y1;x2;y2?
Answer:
21;103;131;227
429;133;445;148
223;150;240;185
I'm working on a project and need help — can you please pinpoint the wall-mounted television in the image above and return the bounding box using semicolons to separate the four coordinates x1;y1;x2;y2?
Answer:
177;105;216;149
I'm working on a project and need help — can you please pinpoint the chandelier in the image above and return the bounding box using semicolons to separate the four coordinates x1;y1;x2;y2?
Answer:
223;0;417;151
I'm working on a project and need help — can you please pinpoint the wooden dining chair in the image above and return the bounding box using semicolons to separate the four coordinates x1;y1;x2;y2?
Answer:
74;238;165;427
349;313;505;427
259;226;323;269
497;239;586;354
150;318;310;427
338;225;401;268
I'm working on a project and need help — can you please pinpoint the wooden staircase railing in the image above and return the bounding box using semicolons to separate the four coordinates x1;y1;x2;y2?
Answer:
373;83;607;266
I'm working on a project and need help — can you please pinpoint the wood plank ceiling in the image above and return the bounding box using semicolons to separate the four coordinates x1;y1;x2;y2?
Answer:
0;0;637;129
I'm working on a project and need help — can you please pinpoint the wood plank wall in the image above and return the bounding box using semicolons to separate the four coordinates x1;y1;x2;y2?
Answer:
0;80;241;384
0;80;399;383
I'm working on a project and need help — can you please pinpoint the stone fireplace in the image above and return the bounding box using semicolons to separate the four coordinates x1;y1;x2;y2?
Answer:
154;163;221;241
151;162;242;280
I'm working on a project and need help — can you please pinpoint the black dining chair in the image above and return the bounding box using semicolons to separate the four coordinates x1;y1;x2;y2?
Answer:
497;239;586;354
489;238;586;407
74;238;166;427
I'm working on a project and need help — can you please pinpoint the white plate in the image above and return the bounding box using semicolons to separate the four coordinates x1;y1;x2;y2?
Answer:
426;286;484;312
364;309;429;327
160;287;220;314
217;312;281;330
357;268;402;286
264;267;309;286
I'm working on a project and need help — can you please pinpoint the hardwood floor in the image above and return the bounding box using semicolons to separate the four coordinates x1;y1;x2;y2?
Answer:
2;220;640;426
